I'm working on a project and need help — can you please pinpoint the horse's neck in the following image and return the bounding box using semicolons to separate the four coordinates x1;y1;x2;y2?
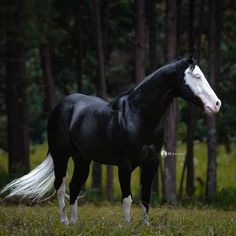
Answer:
128;70;176;130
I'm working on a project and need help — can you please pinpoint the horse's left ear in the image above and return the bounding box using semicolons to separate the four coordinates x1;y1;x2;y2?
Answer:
187;48;199;70
189;45;200;63
193;51;200;63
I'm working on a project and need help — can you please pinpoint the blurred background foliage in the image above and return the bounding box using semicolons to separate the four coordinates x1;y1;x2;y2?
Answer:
0;0;235;204
0;0;235;147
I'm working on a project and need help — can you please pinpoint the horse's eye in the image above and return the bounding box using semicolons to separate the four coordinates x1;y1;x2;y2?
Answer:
195;74;201;79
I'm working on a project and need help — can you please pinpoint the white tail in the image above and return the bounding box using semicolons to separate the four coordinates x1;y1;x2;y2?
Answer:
0;153;55;202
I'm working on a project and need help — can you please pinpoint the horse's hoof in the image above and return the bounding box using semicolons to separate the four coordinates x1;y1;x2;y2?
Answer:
124;220;131;225
142;220;150;226
142;215;150;226
61;218;69;225
70;218;77;224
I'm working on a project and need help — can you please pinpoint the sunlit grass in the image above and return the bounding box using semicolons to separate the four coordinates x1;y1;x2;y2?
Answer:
1;142;236;235
0;203;236;235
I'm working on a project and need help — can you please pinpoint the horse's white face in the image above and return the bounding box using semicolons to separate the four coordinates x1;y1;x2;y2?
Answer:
184;65;221;114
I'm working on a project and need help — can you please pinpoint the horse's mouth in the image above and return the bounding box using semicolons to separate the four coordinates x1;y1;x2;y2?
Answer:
204;105;219;114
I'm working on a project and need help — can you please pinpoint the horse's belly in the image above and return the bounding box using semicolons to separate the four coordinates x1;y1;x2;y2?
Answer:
80;145;118;165
73;129;118;165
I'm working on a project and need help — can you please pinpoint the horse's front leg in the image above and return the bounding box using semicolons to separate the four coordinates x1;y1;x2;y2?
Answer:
140;158;159;225
118;160;132;223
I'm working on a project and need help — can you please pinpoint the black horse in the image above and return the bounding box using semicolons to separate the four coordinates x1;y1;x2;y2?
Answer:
1;56;221;225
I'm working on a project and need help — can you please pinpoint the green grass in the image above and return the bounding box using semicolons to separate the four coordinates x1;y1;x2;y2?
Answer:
1;142;236;235
0;203;236;235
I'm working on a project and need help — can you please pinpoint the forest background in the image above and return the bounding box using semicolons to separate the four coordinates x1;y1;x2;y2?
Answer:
0;0;235;206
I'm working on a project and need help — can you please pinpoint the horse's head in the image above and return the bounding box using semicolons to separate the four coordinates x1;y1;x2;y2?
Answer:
176;57;221;114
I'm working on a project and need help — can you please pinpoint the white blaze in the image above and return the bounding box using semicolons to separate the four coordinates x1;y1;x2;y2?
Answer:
184;66;221;114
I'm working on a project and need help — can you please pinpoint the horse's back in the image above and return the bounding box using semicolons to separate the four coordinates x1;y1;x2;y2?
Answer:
63;93;106;104
50;93;107;118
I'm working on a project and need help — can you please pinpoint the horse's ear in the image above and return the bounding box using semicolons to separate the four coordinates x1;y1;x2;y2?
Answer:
187;54;196;71
190;45;200;62
189;51;195;60
193;51;199;62
195;51;200;63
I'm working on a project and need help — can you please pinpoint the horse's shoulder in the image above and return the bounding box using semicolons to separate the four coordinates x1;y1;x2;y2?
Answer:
109;89;134;110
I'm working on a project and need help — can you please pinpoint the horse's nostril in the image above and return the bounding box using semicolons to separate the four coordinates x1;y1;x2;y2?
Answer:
216;100;220;106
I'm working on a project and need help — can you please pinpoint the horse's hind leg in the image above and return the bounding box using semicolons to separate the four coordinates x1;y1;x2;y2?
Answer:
48;103;74;224
52;151;70;225
69;156;91;224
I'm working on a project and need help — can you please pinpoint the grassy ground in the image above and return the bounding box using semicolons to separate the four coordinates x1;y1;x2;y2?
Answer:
1;203;236;235
0;142;236;235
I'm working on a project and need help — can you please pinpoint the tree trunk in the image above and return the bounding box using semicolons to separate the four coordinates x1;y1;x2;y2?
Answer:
40;43;55;112
163;0;178;204
94;0;107;99
180;0;205;198
206;0;221;200
74;3;83;93
185;0;196;198
92;162;102;196
106;165;113;201
6;34;29;175
101;0;113;201
196;0;205;51
135;0;145;83
147;0;157;73
186;105;196;197
93;0;113;200
135;0;146;198
146;0;159;195
179;157;187;198
163;102;177;204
